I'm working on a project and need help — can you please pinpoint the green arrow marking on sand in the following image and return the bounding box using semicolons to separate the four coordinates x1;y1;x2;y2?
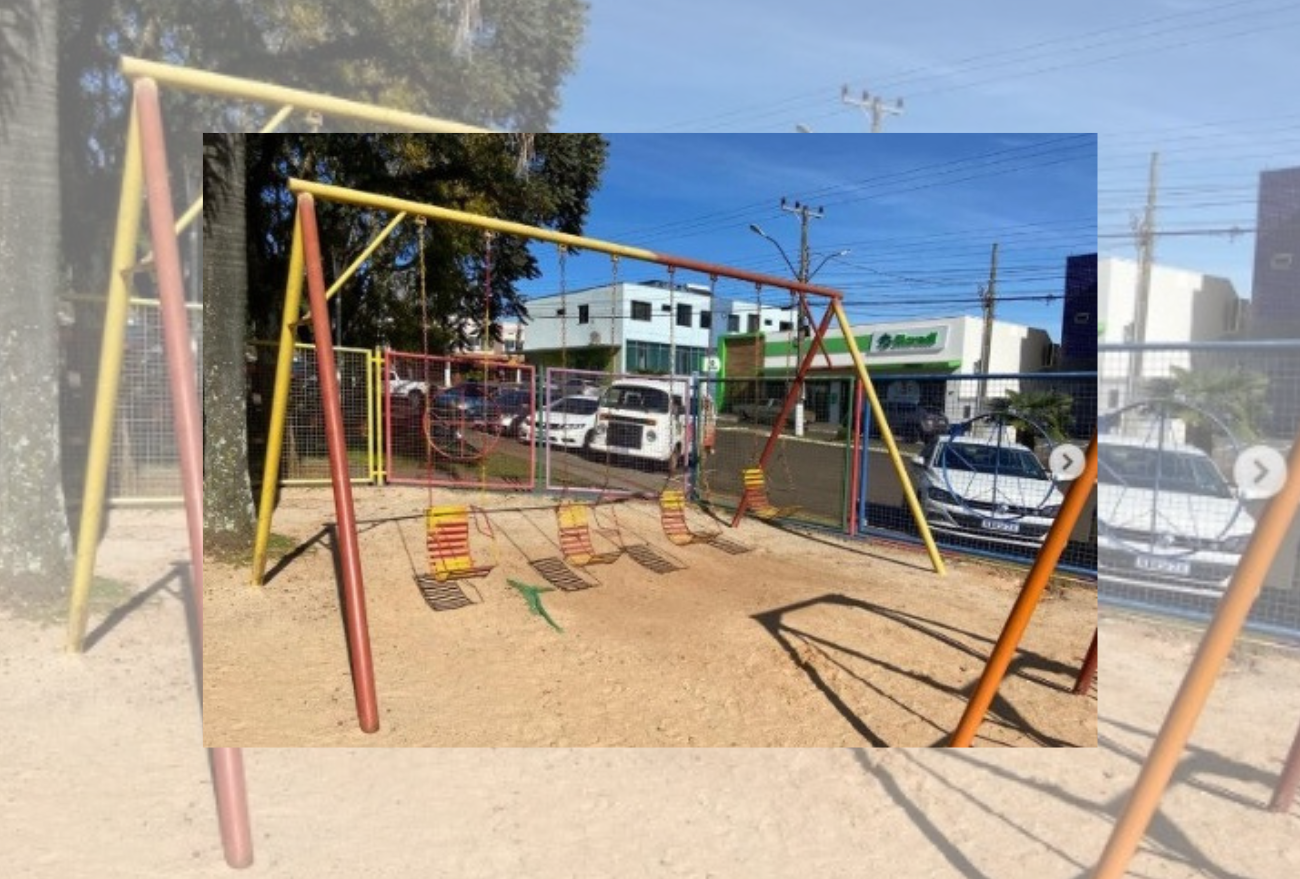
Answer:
507;579;564;632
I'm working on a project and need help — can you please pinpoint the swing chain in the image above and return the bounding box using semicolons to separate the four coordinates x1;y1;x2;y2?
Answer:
558;243;568;371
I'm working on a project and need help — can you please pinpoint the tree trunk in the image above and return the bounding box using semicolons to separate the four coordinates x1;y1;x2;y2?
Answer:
0;0;71;604
202;134;255;550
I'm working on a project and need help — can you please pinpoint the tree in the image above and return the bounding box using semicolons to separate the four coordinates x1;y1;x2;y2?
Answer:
988;389;1074;451
1142;365;1268;454
0;0;71;605
203;133;256;551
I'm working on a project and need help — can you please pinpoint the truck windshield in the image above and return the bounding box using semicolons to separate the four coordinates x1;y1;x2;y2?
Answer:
600;385;670;413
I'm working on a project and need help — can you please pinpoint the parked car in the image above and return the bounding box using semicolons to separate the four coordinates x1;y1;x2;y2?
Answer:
518;395;601;450
491;386;535;436
910;435;1065;548
431;382;490;420
870;400;949;443
1096;434;1255;591
734;398;815;426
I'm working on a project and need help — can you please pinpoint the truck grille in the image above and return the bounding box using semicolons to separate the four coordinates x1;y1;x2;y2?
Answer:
607;420;643;450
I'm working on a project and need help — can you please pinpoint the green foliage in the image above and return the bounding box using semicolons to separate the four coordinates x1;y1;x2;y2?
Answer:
988;389;1074;450
242;133;609;352
1142;365;1269;453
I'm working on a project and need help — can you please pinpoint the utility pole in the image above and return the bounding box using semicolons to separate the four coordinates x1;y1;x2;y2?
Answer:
781;198;823;436
842;85;905;133
976;242;999;418
1129;152;1160;410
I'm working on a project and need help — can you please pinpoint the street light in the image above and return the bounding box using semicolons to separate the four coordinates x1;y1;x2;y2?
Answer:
749;223;799;278
808;248;851;282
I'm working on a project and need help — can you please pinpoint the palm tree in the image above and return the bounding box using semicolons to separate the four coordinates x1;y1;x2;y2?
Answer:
0;0;72;603
988;389;1074;451
1142;365;1268;454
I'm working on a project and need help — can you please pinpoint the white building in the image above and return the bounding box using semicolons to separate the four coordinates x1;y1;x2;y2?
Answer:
523;280;713;375
1098;256;1244;414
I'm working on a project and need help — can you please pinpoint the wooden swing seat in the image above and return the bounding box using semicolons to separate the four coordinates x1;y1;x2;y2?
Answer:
556;502;623;567
659;489;720;545
740;468;801;520
425;505;495;582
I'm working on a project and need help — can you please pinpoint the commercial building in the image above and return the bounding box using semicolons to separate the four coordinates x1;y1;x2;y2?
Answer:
1249;166;1300;336
720;314;1055;427
522;280;712;375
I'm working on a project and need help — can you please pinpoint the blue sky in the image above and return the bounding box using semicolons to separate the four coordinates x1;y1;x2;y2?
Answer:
519;134;1097;341
554;0;1300;301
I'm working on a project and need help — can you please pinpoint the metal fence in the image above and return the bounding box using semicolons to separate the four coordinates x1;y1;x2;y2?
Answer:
695;374;854;529
246;342;377;485
383;349;535;491
850;371;1098;575
63;296;204;505
1098;340;1300;639
543;367;692;497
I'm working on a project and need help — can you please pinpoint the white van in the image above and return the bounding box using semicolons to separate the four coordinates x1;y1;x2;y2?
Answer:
588;378;689;471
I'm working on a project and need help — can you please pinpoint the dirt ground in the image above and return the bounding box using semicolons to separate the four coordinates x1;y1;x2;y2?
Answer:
5;506;1300;877
203;485;1097;748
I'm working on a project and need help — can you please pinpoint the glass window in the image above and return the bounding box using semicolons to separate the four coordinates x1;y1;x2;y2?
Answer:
747;315;759;333
677;303;692;327
727;314;740;333
578;304;589;324
631;301;651;321
700;310;712;329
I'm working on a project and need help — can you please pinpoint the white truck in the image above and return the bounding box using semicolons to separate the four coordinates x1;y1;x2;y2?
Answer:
588;377;690;472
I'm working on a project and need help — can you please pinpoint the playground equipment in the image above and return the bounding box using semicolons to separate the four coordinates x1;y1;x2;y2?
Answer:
948;434;1098;748
738;467;803;521
415;505;496;610
1091;427;1300;877
658;489;750;554
62;51;482;871
556;501;624;567
259;177;947;734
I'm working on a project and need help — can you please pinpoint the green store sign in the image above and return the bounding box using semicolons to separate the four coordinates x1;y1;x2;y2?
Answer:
872;329;943;353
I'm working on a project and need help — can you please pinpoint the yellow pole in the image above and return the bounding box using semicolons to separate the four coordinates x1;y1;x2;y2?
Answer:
830;299;946;576
67;104;145;651
120;56;490;134
299;211;408;323
290;178;660;263
250;213;305;585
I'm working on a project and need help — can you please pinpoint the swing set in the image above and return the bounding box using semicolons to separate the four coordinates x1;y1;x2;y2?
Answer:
250;177;951;736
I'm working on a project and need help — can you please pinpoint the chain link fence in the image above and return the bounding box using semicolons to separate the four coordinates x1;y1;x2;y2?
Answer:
851;371;1097;574
1098;340;1300;639
383;350;535;490
246;342;376;485
694;375;853;529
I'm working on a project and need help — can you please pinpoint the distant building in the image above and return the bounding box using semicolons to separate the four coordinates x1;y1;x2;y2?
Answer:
1061;254;1097;369
1249;166;1300;337
1098;256;1244;416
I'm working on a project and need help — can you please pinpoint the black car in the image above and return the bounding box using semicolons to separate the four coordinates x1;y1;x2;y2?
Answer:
867;400;949;443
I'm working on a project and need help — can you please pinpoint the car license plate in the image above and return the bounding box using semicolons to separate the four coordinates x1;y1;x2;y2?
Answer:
1135;555;1191;576
980;519;1021;534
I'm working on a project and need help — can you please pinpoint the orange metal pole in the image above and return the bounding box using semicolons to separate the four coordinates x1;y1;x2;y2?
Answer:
1073;629;1099;696
298;193;381;733
730;301;835;528
1093;425;1300;877
949;434;1098;747
135;79;253;868
1269;715;1300;813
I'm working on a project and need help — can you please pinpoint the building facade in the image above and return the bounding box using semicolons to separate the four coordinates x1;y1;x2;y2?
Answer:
1249;166;1300;335
523;280;712;375
1061;253;1098;369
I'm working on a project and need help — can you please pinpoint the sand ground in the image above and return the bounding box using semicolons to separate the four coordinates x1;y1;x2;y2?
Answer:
2;504;1298;877
204;486;1096;747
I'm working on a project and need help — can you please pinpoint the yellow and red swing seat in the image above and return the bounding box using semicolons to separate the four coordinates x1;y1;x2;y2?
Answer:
740;468;801;520
659;489;719;545
556;502;623;567
425;505;495;582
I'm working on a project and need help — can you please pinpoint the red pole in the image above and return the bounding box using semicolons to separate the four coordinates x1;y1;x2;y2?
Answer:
298;193;381;733
1073;629;1099;696
135;79;253;868
1269;715;1300;812
730;302;836;528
